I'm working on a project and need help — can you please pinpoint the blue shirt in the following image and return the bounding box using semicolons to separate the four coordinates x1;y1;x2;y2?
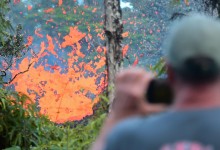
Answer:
104;108;220;150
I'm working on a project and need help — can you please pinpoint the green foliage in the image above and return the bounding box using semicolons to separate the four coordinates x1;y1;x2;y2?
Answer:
33;96;108;150
0;88;108;150
0;0;13;39
170;0;181;5
0;0;29;84
0;88;41;149
0;58;165;150
0;0;27;56
148;58;166;77
0;24;27;58
11;2;103;36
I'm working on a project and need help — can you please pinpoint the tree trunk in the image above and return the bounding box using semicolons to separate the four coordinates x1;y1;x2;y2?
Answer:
104;0;123;111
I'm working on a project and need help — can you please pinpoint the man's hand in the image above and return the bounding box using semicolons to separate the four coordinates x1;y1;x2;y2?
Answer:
110;68;166;120
91;68;166;150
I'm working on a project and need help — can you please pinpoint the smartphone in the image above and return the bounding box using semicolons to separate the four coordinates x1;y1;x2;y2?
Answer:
146;79;174;105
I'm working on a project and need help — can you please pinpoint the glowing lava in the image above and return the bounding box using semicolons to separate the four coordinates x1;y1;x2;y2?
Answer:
11;27;106;123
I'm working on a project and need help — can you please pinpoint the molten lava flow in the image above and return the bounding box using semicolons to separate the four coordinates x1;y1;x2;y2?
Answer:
44;8;55;13
122;45;129;57
11;27;106;123
133;55;139;66
13;0;20;4
122;32;129;38
26;36;33;47
35;28;44;38
92;8;97;13
27;5;32;11
184;0;190;6
46;35;57;57
59;0;63;6
61;27;86;48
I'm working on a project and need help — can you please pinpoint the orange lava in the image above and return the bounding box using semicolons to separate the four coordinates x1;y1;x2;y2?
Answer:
122;45;129;57
92;8;97;13
184;0;190;6
14;0;20;4
27;5;32;11
26;36;33;47
11;27;106;123
122;32;129;38
44;8;55;13
133;55;139;66
35;28;44;38
59;0;63;6
61;27;86;48
46;35;57;57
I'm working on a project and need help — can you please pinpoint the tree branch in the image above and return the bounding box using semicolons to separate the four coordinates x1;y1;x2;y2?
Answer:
3;61;35;84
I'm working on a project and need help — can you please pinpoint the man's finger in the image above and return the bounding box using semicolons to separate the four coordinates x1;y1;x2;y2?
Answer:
116;68;146;82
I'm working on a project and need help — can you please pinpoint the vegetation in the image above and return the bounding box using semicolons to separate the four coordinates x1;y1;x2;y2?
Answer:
0;88;108;150
0;0;29;84
0;58;164;150
0;1;108;149
0;0;213;149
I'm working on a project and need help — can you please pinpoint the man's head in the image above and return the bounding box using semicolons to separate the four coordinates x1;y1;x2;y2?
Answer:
164;14;220;108
165;14;220;85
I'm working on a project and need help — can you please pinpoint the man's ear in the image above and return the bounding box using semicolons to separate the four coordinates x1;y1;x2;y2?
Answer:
167;64;175;85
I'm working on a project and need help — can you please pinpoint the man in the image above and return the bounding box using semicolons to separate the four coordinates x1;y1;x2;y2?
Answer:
92;14;220;150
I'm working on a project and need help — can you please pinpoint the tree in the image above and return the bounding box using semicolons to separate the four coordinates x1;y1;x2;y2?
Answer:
202;0;220;16
104;0;123;110
174;0;220;17
0;0;30;85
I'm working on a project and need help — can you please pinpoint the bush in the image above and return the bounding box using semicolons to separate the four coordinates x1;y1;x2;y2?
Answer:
0;88;42;149
0;88;108;150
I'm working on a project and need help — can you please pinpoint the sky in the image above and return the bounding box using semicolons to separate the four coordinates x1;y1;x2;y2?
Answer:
121;1;133;9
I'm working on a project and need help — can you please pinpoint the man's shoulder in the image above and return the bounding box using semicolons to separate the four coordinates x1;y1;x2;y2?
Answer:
104;113;169;150
107;113;169;140
112;112;170;133
111;117;144;135
105;109;220;150
109;108;220;140
104;117;143;150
